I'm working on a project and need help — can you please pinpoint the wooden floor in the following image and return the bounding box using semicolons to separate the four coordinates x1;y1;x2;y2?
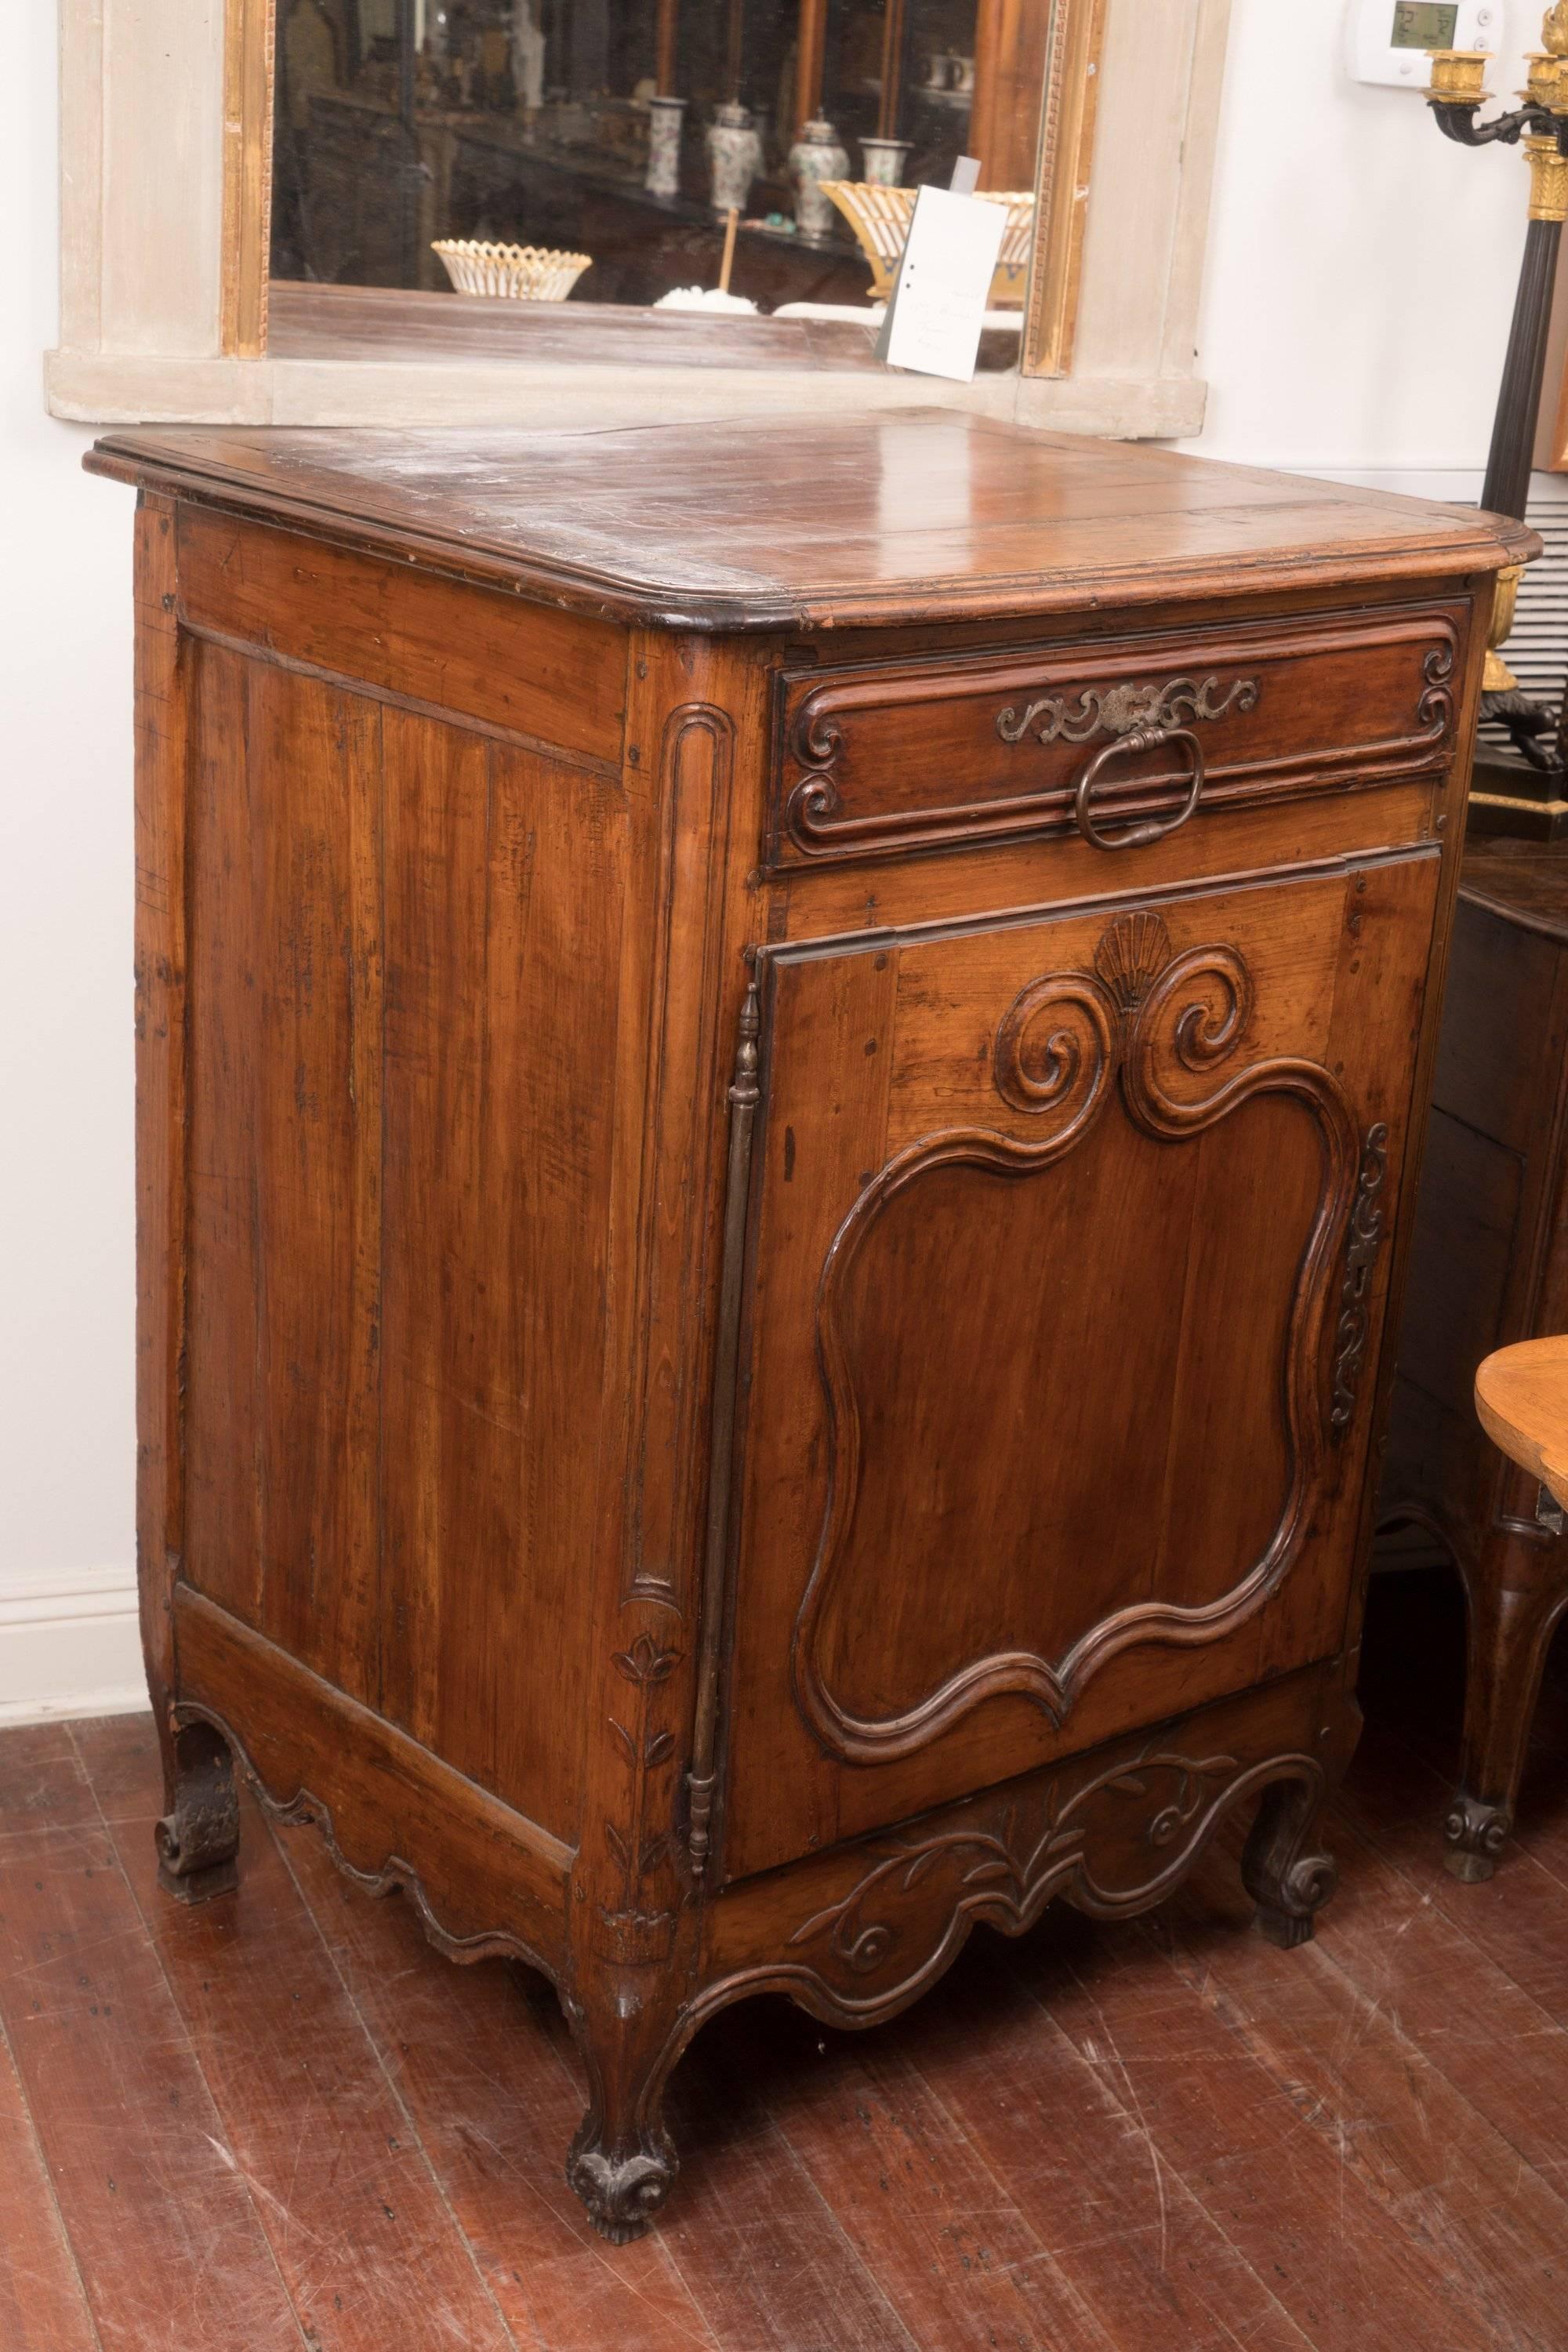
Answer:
2;1570;1566;2352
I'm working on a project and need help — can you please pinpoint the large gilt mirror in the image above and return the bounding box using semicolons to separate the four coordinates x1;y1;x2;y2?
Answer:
252;0;1103;369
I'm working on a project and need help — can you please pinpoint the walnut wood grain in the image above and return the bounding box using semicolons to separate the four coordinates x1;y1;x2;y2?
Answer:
93;412;1511;2238
176;505;627;766
770;607;1461;869
85;416;1537;633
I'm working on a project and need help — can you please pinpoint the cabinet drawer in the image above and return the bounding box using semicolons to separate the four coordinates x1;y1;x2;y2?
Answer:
768;603;1462;871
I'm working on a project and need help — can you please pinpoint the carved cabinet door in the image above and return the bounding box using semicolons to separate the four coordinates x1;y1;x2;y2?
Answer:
715;854;1438;1884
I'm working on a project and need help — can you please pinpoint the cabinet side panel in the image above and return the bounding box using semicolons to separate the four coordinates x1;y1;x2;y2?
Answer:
184;648;383;1702
183;645;622;1842
376;713;624;1837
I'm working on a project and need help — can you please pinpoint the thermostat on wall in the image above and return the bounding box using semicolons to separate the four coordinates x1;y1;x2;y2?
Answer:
1346;1;1496;87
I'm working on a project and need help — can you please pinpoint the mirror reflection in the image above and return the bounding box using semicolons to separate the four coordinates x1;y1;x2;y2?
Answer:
269;0;1046;312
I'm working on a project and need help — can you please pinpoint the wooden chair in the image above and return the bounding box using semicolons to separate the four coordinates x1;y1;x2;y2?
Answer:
1448;1337;1568;1879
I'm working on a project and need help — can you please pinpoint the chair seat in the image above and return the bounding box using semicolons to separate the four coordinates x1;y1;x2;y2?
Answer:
1475;1334;1568;1510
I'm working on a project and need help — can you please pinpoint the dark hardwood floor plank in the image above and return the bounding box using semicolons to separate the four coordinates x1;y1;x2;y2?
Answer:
292;1810;927;2351
0;2016;103;2351
67;1714;164;1828
0;1815;310;2352
656;2007;927;2352
1013;1906;1487;2352
14;1701;1568;2351
744;1987;1132;2352
279;1792;924;2352
1146;1841;1568;2349
272;1811;723;2352
100;1782;521;2352
1338;1717;1568;2028
1314;1785;1568;2194
0;1722;100;1833
861;1929;1320;2352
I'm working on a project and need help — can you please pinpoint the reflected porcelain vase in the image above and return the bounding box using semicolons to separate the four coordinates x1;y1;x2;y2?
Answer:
645;94;686;198
708;102;763;213
859;136;911;188
789;117;851;239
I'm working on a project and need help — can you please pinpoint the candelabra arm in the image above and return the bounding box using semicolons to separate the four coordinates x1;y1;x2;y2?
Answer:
1428;101;1551;147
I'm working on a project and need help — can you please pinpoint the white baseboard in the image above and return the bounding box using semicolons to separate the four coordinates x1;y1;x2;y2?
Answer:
0;1566;149;1726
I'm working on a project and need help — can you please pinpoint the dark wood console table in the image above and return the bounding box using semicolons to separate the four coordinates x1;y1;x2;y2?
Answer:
86;416;1526;2238
1383;844;1568;1875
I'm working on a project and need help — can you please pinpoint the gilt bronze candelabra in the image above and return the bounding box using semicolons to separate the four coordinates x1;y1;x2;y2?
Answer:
1428;7;1568;812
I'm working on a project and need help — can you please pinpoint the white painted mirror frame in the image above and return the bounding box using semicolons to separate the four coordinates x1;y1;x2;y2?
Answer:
47;0;1232;434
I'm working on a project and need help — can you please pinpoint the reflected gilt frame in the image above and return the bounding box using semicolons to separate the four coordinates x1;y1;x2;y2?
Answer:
1024;0;1109;378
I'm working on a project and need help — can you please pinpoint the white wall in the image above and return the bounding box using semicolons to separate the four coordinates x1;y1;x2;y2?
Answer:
1190;0;1546;481
0;0;1555;1720
1;2;142;1719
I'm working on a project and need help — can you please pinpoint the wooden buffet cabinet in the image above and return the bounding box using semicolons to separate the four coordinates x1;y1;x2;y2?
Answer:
88;416;1527;2240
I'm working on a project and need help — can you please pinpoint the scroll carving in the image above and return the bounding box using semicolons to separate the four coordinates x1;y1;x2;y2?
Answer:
995;672;1259;747
1417;643;1456;732
684;1748;1329;2027
786;1747;1241;1976
791;909;1363;1766
775;615;1460;866
1329;1122;1390;1439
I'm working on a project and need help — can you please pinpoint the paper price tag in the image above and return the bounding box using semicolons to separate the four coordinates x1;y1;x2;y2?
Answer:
875;182;1008;385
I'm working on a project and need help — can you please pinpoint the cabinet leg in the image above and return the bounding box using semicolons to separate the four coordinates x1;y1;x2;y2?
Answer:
154;1720;240;1904
562;1994;681;2242
1243;1772;1337;1950
1446;1526;1568;1884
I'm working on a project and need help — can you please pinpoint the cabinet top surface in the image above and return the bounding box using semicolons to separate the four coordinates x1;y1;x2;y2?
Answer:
87;412;1534;633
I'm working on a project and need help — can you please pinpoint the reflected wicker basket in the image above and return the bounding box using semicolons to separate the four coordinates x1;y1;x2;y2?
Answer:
432;239;593;302
818;184;1035;305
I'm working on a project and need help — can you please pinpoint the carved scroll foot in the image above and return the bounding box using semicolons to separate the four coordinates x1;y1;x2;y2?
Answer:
565;2111;679;2244
1242;1773;1336;1950
1443;1792;1511;1883
561;1987;681;2241
155;1721;240;1904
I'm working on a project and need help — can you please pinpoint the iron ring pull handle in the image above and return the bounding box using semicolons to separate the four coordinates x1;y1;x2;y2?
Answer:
1073;724;1206;853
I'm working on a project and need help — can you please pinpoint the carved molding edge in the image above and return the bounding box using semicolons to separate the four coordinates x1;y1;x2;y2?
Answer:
785;1744;1244;1976
626;700;737;1609
665;1750;1327;2049
171;1700;563;1987
774;618;1461;867
792;909;1362;1766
